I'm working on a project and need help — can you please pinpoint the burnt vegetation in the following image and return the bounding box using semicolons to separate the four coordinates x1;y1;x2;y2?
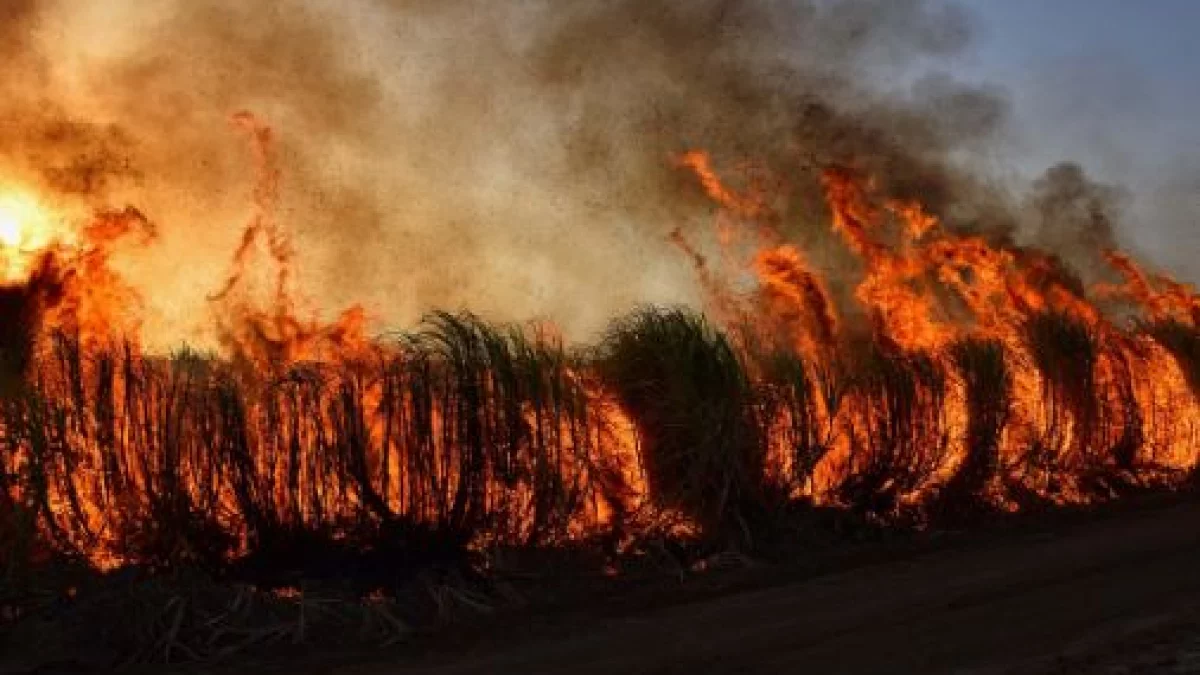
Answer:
1;307;1196;570
0;299;1196;666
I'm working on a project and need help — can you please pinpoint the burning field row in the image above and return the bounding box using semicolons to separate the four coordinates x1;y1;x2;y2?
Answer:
1;1;1198;669
0;128;1197;586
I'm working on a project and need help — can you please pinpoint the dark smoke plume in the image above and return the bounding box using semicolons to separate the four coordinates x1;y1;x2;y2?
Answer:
0;0;1182;347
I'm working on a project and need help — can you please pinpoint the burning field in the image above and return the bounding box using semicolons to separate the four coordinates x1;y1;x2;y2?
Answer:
1;0;1199;669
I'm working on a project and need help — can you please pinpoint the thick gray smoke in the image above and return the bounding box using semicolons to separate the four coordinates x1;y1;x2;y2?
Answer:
1023;162;1127;285
0;0;1182;348
1138;157;1200;281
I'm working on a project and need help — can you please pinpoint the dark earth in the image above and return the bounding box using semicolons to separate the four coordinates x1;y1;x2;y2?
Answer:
140;497;1200;675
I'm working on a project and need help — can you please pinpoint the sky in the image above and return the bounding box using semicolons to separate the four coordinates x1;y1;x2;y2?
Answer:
953;0;1200;273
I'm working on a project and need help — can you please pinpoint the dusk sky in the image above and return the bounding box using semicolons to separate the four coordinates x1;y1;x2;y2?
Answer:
955;1;1199;272
961;0;1198;162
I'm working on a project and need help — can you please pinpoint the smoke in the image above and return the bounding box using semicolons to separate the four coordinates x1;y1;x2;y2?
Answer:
1023;162;1126;285
987;36;1199;288
0;0;1182;349
0;0;41;63
1136;156;1200;282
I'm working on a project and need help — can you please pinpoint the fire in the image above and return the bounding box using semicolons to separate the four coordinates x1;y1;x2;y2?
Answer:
0;204;21;247
0;189;70;284
675;149;1200;512
1;119;1197;578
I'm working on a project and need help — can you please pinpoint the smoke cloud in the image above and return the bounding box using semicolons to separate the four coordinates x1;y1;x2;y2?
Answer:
0;0;1186;348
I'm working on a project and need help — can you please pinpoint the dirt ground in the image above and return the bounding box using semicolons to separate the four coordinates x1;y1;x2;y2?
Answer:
18;498;1194;674
313;500;1200;675
1041;611;1200;674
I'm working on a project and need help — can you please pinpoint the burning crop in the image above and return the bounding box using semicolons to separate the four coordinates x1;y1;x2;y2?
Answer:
0;129;1194;586
0;0;1198;666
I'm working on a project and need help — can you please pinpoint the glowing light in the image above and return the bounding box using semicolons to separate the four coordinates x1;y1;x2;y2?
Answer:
0;200;28;248
0;191;56;249
0;189;68;284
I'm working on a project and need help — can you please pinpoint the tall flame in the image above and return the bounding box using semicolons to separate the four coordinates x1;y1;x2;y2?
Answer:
1;123;1197;575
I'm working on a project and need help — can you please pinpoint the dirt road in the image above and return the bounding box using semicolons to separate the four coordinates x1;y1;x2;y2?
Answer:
341;501;1200;675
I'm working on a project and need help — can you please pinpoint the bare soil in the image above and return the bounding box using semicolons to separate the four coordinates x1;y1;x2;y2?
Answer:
331;498;1200;675
16;497;1200;674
